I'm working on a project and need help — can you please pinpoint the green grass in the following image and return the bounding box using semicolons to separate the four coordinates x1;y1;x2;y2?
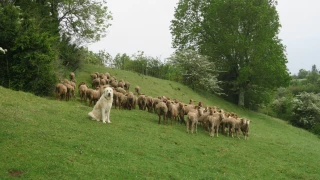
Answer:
1;64;320;179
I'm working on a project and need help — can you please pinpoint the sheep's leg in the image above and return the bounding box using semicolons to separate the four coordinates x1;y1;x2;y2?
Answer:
158;115;161;124
186;121;189;133
195;121;198;134
216;125;219;137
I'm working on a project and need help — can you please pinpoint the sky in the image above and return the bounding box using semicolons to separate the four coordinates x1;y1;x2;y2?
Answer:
88;0;320;75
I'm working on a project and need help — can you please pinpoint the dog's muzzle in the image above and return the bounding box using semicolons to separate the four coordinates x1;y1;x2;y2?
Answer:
108;93;111;97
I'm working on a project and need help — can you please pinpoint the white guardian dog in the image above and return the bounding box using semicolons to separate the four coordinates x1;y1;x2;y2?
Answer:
88;87;113;123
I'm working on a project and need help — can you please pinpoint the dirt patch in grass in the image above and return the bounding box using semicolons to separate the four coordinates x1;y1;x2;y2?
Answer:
8;169;24;177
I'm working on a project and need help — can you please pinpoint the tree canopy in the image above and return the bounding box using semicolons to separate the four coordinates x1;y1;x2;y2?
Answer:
171;0;290;107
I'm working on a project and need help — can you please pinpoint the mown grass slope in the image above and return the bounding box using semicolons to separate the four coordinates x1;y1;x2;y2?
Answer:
1;64;320;179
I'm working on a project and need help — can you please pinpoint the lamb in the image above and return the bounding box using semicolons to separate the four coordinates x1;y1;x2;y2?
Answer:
63;80;74;101
91;73;97;80
55;83;67;101
118;81;125;89
186;106;203;134
155;101;168;125
146;96;154;112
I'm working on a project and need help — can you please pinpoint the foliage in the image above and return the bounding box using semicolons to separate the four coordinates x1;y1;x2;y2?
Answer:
0;3;57;96
168;49;222;93
57;0;113;44
269;87;294;120
291;92;320;133
170;0;290;106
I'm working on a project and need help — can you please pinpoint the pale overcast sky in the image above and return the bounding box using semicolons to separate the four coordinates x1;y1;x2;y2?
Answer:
88;0;320;75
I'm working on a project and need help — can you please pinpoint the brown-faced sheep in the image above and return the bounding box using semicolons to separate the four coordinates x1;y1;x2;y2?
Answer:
155;101;168;124
146;96;154;112
55;83;67;101
138;95;147;110
110;80;118;89
240;119;252;140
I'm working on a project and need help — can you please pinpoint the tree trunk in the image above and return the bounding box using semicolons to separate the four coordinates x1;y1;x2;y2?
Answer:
238;87;245;106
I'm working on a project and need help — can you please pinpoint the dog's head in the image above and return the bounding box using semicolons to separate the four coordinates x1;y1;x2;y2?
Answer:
104;87;113;100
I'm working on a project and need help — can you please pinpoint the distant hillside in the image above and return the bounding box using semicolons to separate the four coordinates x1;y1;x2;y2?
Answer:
1;65;320;179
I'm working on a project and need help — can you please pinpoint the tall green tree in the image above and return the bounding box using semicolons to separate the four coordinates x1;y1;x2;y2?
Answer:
171;0;290;106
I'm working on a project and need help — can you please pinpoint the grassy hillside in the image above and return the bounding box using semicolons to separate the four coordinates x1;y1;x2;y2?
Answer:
1;64;320;179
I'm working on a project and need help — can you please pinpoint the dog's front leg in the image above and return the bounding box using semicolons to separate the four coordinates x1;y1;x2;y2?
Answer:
106;109;111;123
102;108;106;123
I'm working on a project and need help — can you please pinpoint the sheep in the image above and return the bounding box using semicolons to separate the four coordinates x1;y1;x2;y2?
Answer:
118;81;125;89
153;98;160;112
166;101;179;125
155;101;168;125
186;106;203;134
124;81;130;91
91;73;97;80
240;119;252;140
110;80;118;88
55;83;67;101
135;85;141;95
63;80;74;101
138;95;147;110
146;96;154;112
127;92;135;110
92;78;100;88
177;102;185;123
116;87;127;94
119;93;128;110
100;78;107;86
113;91;121;109
207;108;225;137
105;72;111;79
69;72;75;82
78;82;88;102
89;88;101;106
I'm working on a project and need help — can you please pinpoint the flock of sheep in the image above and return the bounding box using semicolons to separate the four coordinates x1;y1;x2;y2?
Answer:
55;71;251;140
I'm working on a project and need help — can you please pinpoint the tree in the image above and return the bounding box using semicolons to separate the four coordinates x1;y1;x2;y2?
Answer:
168;49;221;93
171;0;290;106
297;69;309;79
